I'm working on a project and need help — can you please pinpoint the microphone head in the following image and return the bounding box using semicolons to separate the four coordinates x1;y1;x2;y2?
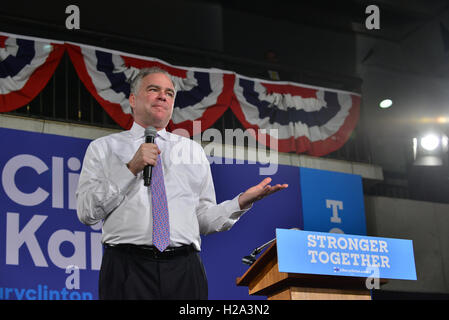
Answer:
144;126;157;137
242;254;256;266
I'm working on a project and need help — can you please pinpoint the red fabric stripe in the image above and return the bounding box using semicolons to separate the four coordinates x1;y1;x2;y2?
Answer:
0;35;7;48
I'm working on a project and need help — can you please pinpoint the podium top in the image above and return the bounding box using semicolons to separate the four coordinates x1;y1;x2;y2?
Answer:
236;238;387;296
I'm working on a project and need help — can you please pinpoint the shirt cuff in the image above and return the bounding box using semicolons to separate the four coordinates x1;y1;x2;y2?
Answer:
227;193;253;220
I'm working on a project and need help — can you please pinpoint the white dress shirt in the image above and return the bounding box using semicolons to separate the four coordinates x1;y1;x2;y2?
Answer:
76;122;249;251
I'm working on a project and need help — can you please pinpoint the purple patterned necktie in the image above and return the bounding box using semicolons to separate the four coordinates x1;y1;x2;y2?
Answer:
151;151;170;252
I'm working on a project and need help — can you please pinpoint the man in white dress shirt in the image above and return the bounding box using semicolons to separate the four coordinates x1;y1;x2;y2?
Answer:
76;67;288;300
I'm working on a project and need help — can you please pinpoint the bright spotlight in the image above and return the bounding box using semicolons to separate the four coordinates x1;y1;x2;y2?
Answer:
421;134;440;151
413;133;448;166
379;99;393;109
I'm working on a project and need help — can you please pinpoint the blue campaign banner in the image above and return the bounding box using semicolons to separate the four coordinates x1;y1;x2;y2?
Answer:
299;167;367;235
0;127;100;300
276;228;417;280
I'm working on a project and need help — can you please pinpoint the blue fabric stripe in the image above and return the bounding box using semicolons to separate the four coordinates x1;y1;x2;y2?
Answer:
0;39;36;78
95;51;130;97
175;71;212;109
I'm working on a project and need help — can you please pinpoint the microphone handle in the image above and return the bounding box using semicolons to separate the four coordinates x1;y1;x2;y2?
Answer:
254;238;276;255
253;229;299;254
143;135;155;186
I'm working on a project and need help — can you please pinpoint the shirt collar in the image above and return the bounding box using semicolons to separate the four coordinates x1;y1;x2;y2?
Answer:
129;122;168;141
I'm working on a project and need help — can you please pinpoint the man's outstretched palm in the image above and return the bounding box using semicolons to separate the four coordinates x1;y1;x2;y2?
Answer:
238;177;288;210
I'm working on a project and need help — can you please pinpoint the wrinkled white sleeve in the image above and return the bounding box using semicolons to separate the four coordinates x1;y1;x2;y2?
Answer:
195;150;252;235
76;140;136;225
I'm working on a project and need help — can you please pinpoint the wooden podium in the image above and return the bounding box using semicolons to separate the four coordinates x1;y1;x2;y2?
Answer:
236;241;382;300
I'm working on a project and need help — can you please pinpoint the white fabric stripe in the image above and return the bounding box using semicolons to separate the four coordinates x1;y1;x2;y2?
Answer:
0;37;18;60
254;81;327;112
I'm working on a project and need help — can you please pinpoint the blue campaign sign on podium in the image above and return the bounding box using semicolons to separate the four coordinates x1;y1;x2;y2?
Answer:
299;167;367;235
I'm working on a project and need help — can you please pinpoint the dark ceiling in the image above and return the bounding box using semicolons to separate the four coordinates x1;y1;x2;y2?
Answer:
2;0;448;45
212;0;449;41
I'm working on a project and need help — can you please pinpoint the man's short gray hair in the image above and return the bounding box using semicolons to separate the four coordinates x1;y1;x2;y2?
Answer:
129;66;176;96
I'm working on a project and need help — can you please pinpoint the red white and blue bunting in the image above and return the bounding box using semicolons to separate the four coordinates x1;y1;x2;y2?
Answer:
232;76;360;155
0;32;65;112
0;32;360;156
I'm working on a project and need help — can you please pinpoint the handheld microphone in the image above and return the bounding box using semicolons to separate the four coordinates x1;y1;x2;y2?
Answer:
143;126;157;186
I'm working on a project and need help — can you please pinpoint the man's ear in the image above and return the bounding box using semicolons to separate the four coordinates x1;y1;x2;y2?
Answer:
129;93;135;113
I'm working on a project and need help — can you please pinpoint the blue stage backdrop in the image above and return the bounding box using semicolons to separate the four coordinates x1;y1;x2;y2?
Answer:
299;167;367;236
0;128;367;300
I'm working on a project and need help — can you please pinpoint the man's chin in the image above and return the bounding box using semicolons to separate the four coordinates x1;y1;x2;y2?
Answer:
150;118;170;130
134;117;170;130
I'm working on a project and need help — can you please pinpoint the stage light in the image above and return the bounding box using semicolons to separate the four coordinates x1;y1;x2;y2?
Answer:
420;134;440;151
413;132;448;166
379;99;393;109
